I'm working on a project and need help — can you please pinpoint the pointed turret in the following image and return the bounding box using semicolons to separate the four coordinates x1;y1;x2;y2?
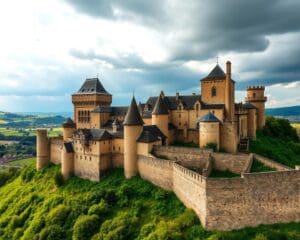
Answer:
123;97;144;126
123;96;144;179
152;95;169;115
152;94;169;145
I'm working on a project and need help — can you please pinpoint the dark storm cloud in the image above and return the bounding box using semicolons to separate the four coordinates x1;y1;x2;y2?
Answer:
65;0;300;90
69;49;177;71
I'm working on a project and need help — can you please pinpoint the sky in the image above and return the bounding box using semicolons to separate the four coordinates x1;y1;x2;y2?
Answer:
0;0;300;112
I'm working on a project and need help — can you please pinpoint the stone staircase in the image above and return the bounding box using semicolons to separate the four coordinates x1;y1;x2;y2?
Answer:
238;138;249;153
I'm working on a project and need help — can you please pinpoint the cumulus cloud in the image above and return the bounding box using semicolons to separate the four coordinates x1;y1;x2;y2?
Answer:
0;0;300;112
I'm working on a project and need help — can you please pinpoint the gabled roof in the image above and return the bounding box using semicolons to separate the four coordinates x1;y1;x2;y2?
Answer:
137;125;166;143
123;97;144;126
152;95;169;115
243;102;257;110
199;112;220;122
201;64;226;81
91;106;128;115
76;78;111;95
74;129;113;141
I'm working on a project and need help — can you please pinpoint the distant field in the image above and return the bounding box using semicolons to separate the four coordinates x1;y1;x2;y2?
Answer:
0;127;62;138
8;157;36;167
291;123;300;137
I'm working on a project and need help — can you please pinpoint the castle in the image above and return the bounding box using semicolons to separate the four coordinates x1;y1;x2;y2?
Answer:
36;61;300;230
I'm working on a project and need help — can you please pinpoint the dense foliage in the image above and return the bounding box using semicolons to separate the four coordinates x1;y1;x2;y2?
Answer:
0;163;299;240
250;117;300;167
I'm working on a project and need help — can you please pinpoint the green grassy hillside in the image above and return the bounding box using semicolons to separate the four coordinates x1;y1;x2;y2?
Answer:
0;162;299;240
250;117;300;168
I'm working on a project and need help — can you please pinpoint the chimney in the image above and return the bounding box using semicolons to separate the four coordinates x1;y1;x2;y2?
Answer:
226;61;231;78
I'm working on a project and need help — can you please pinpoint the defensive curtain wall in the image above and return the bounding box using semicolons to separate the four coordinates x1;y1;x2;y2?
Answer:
138;146;300;230
47;138;300;230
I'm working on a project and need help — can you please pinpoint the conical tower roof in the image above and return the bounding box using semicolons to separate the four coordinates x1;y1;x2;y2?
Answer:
199;112;220;122
201;64;226;81
152;95;169;115
62;118;76;128
123;97;144;126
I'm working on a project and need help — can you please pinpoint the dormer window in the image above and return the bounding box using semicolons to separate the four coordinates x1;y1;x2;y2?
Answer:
211;86;217;97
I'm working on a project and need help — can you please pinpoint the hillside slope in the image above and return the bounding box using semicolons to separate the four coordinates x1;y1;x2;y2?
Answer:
0;163;299;240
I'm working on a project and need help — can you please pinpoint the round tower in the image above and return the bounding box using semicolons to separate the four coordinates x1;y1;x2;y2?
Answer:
245;86;267;129
152;94;169;145
62;118;76;141
61;142;74;180
199;112;220;151
123;97;144;179
36;129;50;170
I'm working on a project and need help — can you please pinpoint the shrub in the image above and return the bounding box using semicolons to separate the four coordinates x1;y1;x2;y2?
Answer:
92;212;138;240
204;142;218;152
73;215;99;240
46;204;70;227
54;172;64;187
88;200;109;217
262;116;299;142
39;225;66;240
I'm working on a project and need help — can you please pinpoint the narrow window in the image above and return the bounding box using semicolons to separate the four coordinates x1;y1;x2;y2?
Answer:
211;86;217;97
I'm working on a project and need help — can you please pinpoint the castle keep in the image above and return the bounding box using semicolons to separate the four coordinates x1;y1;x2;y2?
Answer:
36;61;300;230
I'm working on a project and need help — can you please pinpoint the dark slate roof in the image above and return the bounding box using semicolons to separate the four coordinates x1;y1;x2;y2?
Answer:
74;129;113;141
201;64;226;81
201;103;225;109
91;106;128;115
62;118;76;128
243;102;257;110
123;97;144;126
145;94;224;111
141;110;152;118
76;78;111;95
145;94;200;111
199;112;220;122
152;95;169;115
137;125;166;143
64;142;74;153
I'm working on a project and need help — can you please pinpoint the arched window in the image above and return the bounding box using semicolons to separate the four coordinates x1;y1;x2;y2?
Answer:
195;103;199;111
211;86;217;97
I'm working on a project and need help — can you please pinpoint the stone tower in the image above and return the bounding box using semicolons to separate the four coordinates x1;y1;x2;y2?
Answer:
61;142;74;180
152;93;169;145
62;118;76;141
199;112;220;150
123;96;144;179
245;86;267;129
36;129;50;170
225;61;235;122
72;78;112;129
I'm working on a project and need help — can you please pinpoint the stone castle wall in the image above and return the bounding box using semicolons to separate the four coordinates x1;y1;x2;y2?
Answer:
211;152;250;174
173;163;207;225
152;145;211;169
137;155;173;191
205;170;300;230
136;147;300;230
49;137;63;164
253;154;292;171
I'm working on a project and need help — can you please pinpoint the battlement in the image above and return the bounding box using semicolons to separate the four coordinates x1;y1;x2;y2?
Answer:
246;85;265;90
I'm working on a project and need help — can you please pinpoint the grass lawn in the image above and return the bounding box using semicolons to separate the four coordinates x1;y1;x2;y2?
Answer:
171;141;199;148
209;169;240;178
251;160;276;173
0;127;62;138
